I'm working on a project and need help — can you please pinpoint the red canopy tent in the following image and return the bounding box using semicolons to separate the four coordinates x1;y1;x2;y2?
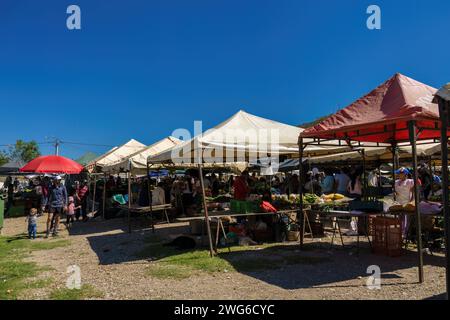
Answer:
20;155;84;174
298;73;447;284
301;73;447;142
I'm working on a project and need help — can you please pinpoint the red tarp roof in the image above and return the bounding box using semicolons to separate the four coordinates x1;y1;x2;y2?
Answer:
20;155;84;174
301;73;446;143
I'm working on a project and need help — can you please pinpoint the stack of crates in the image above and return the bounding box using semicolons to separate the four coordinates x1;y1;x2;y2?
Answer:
371;216;403;257
230;200;261;214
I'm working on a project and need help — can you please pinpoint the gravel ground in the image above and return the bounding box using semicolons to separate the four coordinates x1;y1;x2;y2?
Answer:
1;215;446;300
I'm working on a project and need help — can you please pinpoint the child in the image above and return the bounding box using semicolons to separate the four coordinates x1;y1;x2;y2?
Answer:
66;196;80;228
26;208;38;239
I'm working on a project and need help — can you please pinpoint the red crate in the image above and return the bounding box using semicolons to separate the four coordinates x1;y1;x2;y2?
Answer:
371;217;403;257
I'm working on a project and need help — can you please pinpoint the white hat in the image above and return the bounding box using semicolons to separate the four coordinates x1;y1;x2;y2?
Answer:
54;175;62;180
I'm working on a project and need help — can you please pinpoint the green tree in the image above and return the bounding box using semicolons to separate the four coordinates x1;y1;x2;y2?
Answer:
9;140;41;164
0;150;9;166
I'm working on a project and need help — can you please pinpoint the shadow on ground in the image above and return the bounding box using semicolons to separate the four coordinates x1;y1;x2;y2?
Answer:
79;215;447;290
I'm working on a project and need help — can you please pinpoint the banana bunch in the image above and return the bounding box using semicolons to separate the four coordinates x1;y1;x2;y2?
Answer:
322;193;345;201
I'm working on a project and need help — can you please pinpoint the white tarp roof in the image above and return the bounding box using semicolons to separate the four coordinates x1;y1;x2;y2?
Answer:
148;110;349;166
306;142;441;164
85;139;146;172
398;141;442;157
103;136;183;174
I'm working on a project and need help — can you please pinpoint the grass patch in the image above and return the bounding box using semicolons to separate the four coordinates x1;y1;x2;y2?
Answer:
0;235;70;300
49;284;103;300
138;239;330;280
28;277;54;289
146;264;192;280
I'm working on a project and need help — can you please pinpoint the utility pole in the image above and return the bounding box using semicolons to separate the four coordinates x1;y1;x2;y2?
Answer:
46;137;61;156
55;139;60;156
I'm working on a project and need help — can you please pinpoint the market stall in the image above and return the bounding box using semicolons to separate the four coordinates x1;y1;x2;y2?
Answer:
100;136;182;232
147;110;348;256
85;139;146;173
299;73;450;283
84;139;146;219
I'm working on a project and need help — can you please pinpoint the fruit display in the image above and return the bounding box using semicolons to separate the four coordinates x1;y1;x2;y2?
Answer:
322;193;345;201
304;193;320;204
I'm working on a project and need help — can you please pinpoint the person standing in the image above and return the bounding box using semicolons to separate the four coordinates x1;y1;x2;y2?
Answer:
394;168;414;205
347;172;363;199
394;167;415;237
418;165;432;200
233;171;250;200
320;169;335;195
46;176;68;237
335;168;351;195
26;208;38;239
76;180;89;221
5;176;14;217
288;174;300;195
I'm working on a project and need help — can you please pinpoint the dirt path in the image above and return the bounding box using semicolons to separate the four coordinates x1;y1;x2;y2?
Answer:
1;216;446;300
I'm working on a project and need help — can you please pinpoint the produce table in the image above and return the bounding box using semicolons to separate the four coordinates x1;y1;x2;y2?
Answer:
177;209;299;253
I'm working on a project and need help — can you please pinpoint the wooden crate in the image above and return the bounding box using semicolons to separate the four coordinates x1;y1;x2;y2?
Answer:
372;216;403;257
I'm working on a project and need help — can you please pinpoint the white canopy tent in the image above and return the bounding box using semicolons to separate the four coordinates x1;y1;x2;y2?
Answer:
85;139;146;173
148;110;350;169
103;136;183;175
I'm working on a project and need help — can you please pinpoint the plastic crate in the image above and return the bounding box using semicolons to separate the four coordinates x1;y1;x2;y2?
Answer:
371;216;403;257
244;201;261;213
230;200;245;213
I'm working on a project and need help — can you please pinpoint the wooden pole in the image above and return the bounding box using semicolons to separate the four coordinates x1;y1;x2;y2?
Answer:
408;120;424;283
128;172;132;233
438;97;450;299
198;164;214;257
298;136;304;249
146;160;154;232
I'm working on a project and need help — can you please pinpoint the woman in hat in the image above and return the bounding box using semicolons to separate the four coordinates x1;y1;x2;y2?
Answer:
394;167;414;205
394;167;415;238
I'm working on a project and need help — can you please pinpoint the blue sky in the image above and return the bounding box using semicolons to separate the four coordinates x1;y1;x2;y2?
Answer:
1;0;449;159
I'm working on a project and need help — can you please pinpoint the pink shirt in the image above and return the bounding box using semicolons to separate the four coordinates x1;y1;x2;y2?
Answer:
68;203;75;215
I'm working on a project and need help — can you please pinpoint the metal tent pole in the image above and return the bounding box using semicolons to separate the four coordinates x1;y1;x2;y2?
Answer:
91;174;97;215
198;163;214;257
146;160;154;232
391;143;397;201
298;137;304;249
438;97;450;299
128;172;132;233
408;121;424;283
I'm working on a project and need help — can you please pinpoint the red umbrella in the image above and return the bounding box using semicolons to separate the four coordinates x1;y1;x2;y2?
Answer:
19;155;84;174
